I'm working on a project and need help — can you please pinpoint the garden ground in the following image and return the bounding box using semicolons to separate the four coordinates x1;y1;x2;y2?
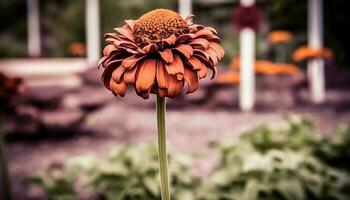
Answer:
6;84;350;200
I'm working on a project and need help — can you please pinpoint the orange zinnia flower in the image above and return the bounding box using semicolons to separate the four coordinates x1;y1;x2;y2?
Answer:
268;30;293;44
98;9;224;99
292;46;333;62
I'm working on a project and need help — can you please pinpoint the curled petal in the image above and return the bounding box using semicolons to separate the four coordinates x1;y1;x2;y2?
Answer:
210;35;221;43
105;59;123;69
209;66;217;80
124;64;138;84
143;44;157;53
114;27;134;42
189;38;210;49
97;56;108;68
210;42;225;58
156;60;168;89
176;34;196;44
187;57;202;71
163;34;176;46
184;67;199;94
205;27;218;34
112;66;127;83
165;54;184;76
197;63;208;79
103;45;118;57
207;48;219;65
124;20;135;30
122;55;145;68
175;44;193;58
167;75;183;98
190;24;204;32
194;49;210;61
195;29;213;39
110;79;127;97
136;59;156;92
159;49;173;64
184;14;194;23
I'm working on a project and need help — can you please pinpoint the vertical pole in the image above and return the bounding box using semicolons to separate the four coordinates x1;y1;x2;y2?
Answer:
86;0;101;67
27;0;41;57
179;0;192;20
239;0;256;111
308;0;325;103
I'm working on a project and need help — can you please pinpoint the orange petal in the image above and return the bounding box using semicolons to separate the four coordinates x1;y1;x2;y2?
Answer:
124;64;138;84
210;42;225;58
110;79;127;97
207;48;219;65
176;34;196;44
188;57;202;70
143;44;157;53
97;56;108;68
136;59;156;92
204;26;218;34
103;45;117;57
163;34;176;46
114;27;134;41
122;55;144;68
184;67;199;94
165;54;184;76
112;66;127;83
194;49;210;61
156;60;168;89
175;44;193;58
189;38;210;49
197;62;208;79
167;75;183;98
124;20;135;30
195;29;213;39
184;14;194;23
159;49;174;63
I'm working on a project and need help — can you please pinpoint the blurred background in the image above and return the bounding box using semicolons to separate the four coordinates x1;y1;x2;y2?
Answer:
1;0;350;200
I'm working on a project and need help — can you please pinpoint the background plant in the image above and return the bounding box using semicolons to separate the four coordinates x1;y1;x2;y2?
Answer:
28;116;350;200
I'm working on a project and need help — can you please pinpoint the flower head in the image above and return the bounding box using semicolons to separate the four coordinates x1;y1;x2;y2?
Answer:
99;9;224;99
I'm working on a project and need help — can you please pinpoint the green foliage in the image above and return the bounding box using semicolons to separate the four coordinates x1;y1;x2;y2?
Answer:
202;115;350;200
27;116;350;200
26;164;77;200
28;143;200;200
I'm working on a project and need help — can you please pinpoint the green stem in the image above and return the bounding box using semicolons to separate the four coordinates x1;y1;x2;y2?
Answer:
156;95;170;200
0;115;12;200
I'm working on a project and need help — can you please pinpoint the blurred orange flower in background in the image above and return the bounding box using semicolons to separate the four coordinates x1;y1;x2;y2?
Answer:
268;30;293;44
68;42;86;57
229;57;299;75
99;9;224;99
292;46;333;62
217;71;240;85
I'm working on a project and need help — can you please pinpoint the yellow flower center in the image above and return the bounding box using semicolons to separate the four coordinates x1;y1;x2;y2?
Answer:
133;9;189;47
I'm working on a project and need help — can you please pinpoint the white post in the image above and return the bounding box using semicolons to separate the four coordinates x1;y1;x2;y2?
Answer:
179;0;192;19
86;0;101;67
27;0;41;57
239;0;256;111
308;0;325;103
